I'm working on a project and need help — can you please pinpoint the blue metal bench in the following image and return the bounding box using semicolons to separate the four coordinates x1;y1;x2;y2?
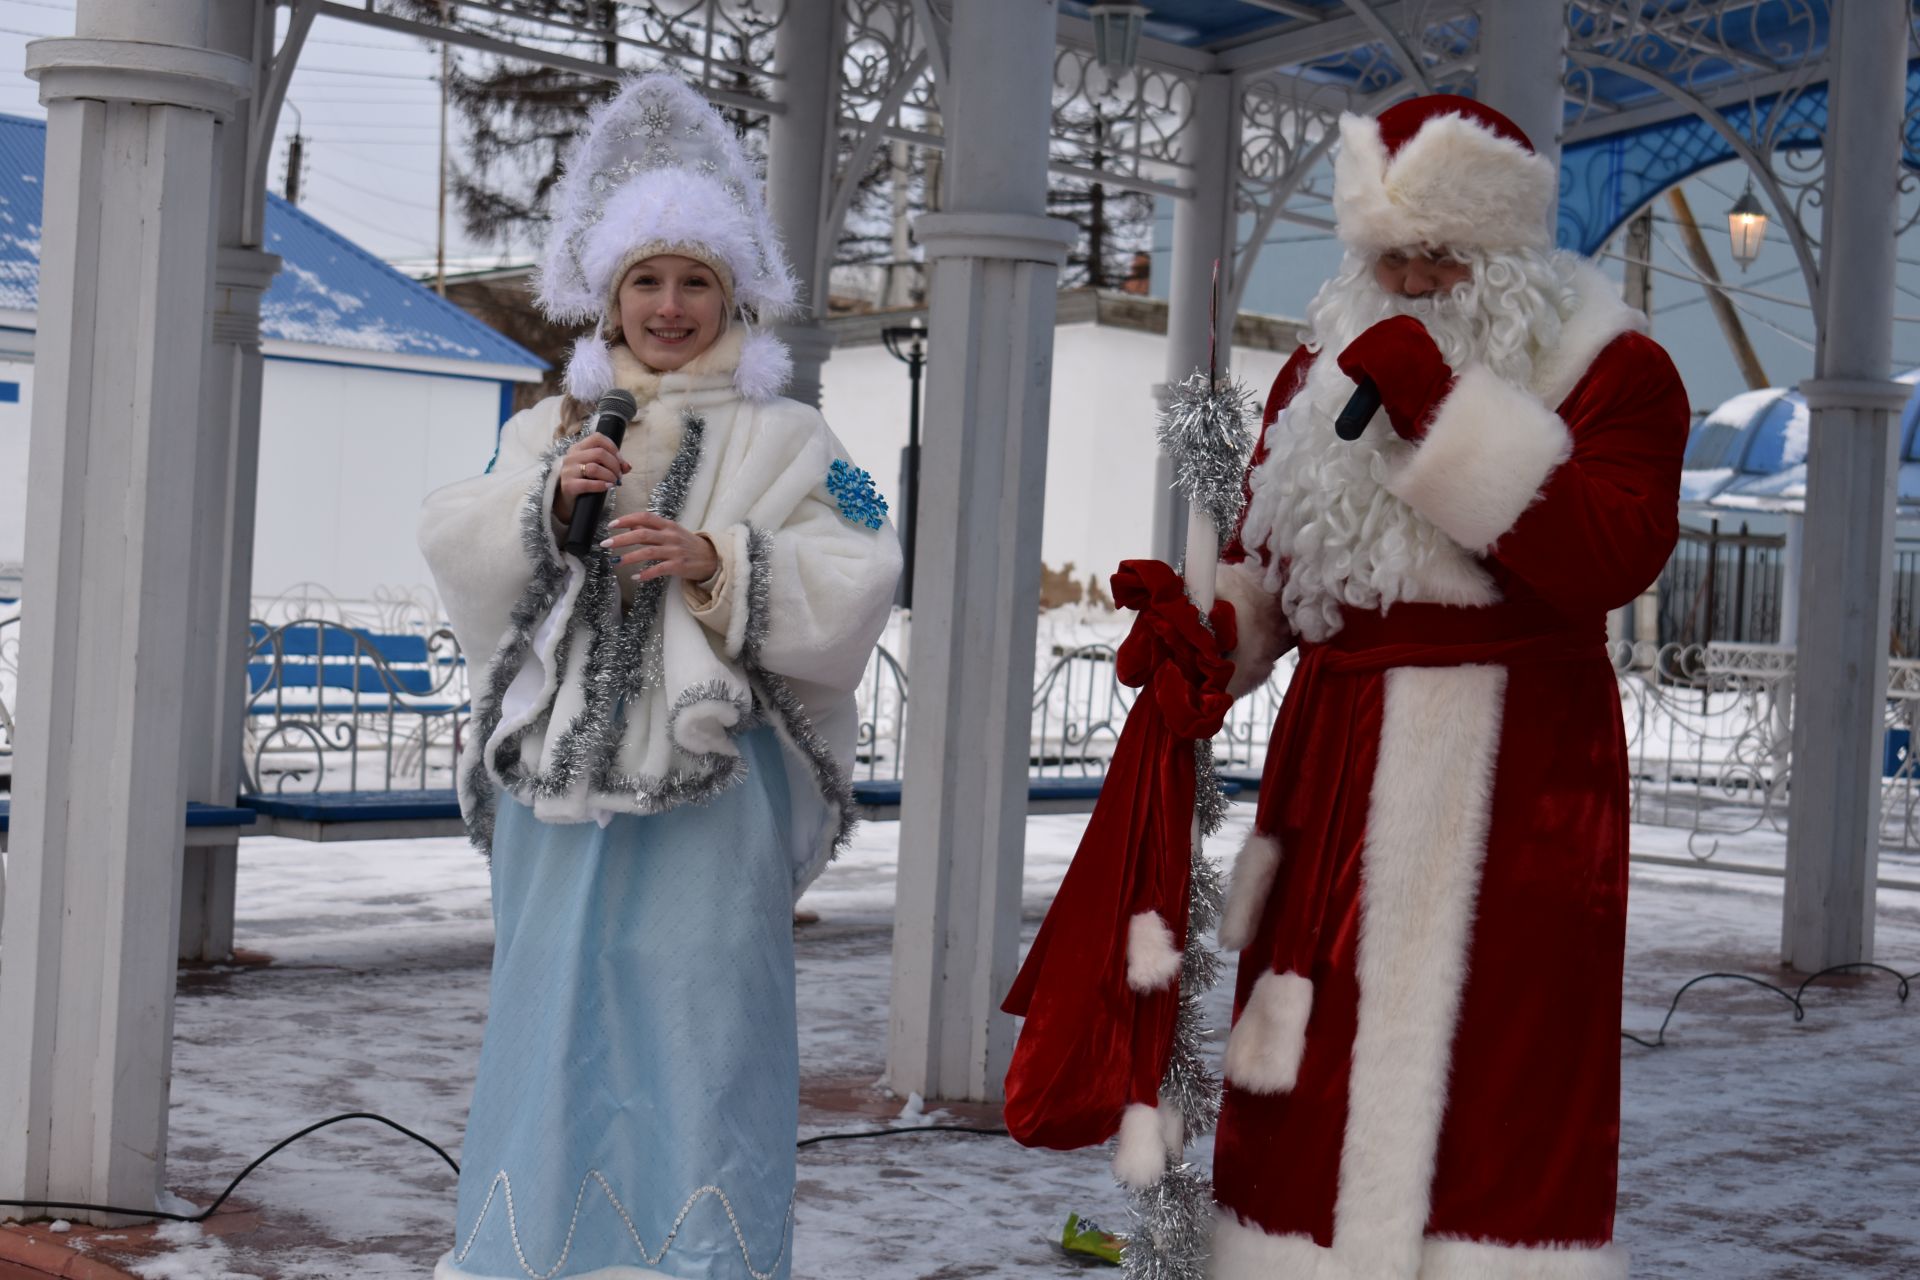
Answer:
232;775;1246;838
245;619;468;795
0;798;256;852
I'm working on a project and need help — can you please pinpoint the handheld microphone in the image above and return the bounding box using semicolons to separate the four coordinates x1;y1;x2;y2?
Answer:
563;388;640;556
1335;377;1381;441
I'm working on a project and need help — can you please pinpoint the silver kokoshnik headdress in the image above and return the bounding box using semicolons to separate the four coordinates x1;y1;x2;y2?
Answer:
536;73;799;403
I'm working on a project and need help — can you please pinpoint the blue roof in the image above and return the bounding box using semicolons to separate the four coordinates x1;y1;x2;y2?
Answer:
0;112;542;372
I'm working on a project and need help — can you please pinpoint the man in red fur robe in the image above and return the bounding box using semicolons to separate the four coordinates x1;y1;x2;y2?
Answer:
1208;95;1687;1279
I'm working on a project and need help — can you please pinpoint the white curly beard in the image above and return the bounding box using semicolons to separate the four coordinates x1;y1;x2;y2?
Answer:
1241;247;1579;642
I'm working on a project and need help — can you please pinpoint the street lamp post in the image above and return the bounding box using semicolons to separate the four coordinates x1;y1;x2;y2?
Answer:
882;322;927;609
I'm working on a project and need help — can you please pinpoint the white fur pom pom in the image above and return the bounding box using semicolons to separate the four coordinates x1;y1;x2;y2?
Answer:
562;335;616;405
1126;910;1183;993
1111;1102;1168;1190
733;327;792;402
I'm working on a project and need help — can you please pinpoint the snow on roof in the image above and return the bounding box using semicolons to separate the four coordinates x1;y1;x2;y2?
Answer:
0;113;543;372
1700;387;1781;430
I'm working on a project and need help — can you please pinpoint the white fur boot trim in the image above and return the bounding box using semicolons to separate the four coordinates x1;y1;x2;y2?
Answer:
1223;969;1313;1095
1209;1213;1627;1280
1126;910;1182;993
1217;831;1281;952
1111;1102;1169;1189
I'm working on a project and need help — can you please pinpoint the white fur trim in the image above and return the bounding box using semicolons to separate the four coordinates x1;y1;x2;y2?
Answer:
1112;1102;1168;1189
1223;969;1314;1094
1332;664;1506;1278
1527;259;1646;409
733;326;793;401
708;523;754;659
563;332;617;404
1217;830;1281;952
1333;110;1557;255
1217;557;1288;698
1126;910;1182;994
1210;1214;1627;1280
1385;365;1572;553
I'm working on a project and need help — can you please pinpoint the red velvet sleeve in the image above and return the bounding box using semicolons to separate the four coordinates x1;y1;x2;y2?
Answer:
1487;332;1689;614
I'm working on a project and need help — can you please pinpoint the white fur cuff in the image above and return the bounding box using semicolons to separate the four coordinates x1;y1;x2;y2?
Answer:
700;523;755;659
1126;910;1182;994
1217;831;1281;952
1223;970;1314;1095
1112;1102;1169;1189
1385;364;1572;553
1217;557;1288;698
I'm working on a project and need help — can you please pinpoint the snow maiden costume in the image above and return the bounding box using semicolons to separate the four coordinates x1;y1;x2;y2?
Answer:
1207;97;1687;1278
419;75;900;1280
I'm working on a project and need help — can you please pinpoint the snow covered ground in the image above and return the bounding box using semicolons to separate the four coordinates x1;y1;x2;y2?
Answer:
46;806;1920;1279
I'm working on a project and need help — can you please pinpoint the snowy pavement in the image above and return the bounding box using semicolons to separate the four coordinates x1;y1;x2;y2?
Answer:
33;807;1920;1279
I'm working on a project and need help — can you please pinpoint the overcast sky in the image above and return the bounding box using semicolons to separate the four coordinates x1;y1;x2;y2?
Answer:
1;0;1917;412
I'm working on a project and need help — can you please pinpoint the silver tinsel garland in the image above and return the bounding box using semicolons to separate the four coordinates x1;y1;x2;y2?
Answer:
1154;370;1257;551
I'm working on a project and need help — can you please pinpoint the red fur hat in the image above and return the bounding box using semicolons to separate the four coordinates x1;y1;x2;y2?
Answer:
1332;94;1557;255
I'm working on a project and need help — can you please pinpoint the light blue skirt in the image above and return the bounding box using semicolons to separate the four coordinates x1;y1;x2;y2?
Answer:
439;727;797;1280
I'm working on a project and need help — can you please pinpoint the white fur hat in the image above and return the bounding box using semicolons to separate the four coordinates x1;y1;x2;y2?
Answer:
537;73;799;401
1332;94;1557;256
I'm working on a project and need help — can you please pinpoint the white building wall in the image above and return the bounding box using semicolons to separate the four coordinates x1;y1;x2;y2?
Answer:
821;321;1291;592
0;358;32;589
252;358;504;602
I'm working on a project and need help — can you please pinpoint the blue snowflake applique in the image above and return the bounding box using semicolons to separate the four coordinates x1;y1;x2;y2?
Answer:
825;458;889;530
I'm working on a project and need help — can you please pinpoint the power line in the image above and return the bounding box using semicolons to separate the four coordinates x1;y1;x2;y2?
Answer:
315;166;444;213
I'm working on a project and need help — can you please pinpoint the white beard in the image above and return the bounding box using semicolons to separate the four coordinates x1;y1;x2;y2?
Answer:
1241;253;1574;642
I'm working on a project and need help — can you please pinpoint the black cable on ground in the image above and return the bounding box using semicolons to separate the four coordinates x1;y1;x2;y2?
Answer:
0;1112;457;1225
797;1124;1009;1149
1621;961;1917;1048
5;962;1911;1228
0;1115;1012;1226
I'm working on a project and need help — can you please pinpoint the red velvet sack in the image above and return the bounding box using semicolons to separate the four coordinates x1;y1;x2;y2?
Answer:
1001;559;1235;1150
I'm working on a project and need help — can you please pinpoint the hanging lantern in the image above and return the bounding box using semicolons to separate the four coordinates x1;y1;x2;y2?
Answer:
1088;2;1149;75
1727;183;1769;272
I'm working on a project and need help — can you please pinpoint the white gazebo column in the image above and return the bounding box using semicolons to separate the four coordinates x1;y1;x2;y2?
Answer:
764;0;837;408
0;1;250;1223
1782;0;1910;971
887;0;1075;1102
1476;0;1568;170
1150;71;1235;564
180;2;280;963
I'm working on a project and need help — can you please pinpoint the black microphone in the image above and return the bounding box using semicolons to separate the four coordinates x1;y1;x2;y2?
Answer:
1335;377;1381;441
563;388;640;556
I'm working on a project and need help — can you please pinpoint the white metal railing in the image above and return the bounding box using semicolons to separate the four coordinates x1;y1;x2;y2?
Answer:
15;591;1920;861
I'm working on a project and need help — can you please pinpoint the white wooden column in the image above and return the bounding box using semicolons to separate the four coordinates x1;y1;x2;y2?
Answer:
1782;0;1910;971
887;0;1075;1103
180;0;279;962
765;0;838;408
1475;0;1568;172
0;0;250;1223
1150;71;1235;564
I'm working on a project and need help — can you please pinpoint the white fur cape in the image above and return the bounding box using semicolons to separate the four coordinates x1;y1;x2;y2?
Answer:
418;375;901;894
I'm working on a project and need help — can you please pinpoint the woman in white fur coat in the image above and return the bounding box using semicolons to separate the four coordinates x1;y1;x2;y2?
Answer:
418;76;900;1280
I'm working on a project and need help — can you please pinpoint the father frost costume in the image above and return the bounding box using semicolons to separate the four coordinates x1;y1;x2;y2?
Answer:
418;76;900;1280
1207;97;1687;1278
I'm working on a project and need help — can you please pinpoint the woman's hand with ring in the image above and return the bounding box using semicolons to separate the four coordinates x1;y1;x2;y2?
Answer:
552;431;631;524
602;512;720;583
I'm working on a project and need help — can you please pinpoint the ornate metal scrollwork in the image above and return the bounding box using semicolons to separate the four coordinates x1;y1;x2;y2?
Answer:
1563;0;1829;300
